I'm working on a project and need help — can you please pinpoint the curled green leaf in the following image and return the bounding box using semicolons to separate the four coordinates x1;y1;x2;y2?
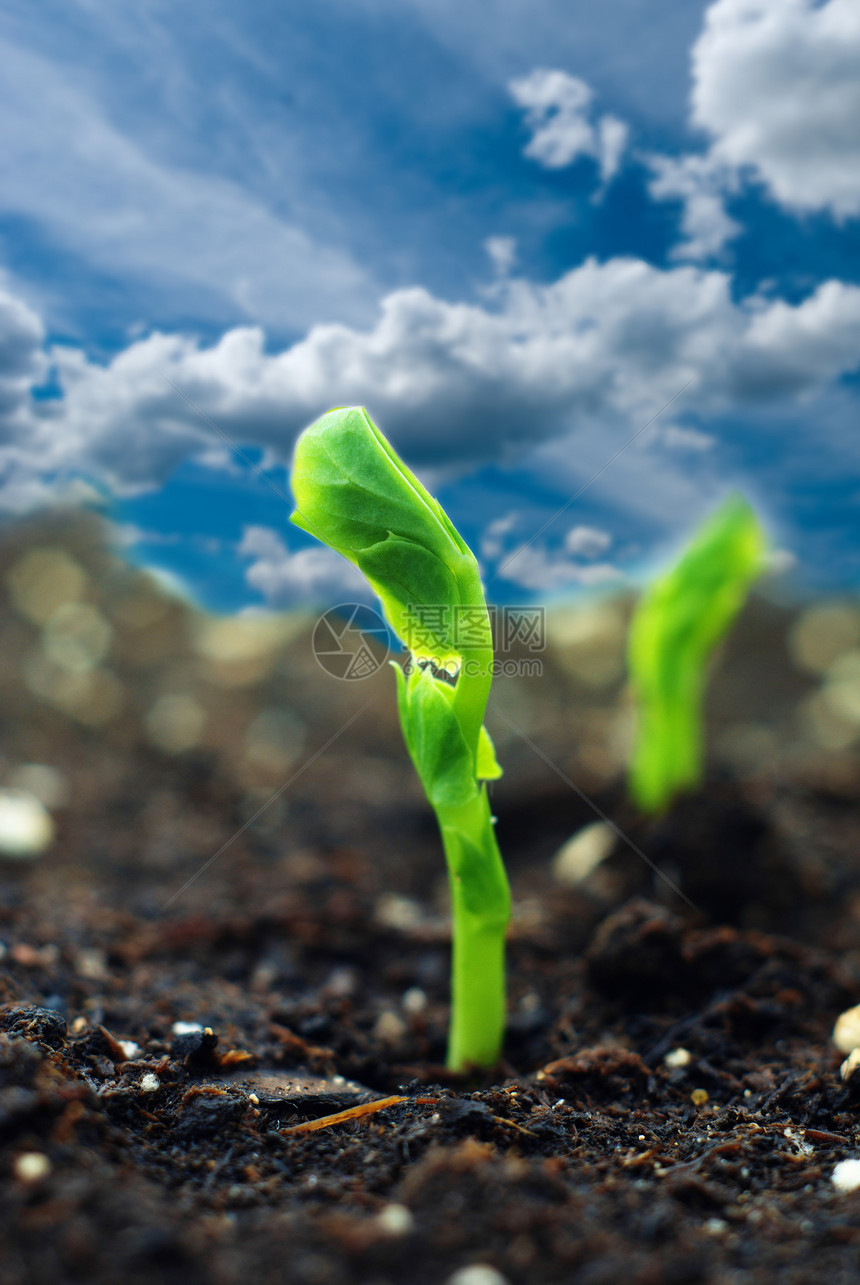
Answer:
291;406;484;663
396;666;478;809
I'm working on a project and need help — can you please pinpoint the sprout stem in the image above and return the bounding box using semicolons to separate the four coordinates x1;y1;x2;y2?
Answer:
438;788;511;1071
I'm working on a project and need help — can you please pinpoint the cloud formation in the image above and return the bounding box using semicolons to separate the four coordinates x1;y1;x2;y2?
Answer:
0;290;45;421
509;70;628;181
238;526;367;607
648;0;860;259
485;237;518;276
497;543;623;592
646;154;741;261
565;526;612;558
2;257;860;513
692;0;860;220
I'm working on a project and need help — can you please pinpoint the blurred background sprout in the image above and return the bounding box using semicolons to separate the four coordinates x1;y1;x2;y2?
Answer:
627;494;766;815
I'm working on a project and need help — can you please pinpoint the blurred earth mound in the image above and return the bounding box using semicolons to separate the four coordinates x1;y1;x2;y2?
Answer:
0;508;859;952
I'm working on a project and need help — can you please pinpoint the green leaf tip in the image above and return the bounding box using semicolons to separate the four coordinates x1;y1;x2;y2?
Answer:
628;493;765;814
476;724;503;781
290;406;484;663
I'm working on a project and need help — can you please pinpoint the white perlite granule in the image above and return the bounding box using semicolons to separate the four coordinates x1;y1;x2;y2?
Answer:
832;1159;860;1193
445;1268;510;1285
833;1005;860;1053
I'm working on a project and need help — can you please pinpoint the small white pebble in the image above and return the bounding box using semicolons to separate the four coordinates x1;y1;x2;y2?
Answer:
75;948;108;981
14;1152;51;1184
402;987;427;1016
375;893;422;930
703;1218;728;1235
446;1268;510;1285
118;1040;141;1061
324;966;356;997
139;1073;160;1093
664;1048;692;1069
375;1204;414;1236
248;1093;260;1105
0;789;54;858
374;1010;407;1045
552;821;615;886
832;1159;860;1192
842;1049;860;1082
172;1021;204;1036
833;1005;860;1053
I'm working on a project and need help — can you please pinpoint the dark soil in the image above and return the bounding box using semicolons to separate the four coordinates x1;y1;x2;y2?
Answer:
3;513;860;1285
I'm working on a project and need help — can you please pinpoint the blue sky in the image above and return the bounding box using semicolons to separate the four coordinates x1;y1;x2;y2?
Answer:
0;0;858;611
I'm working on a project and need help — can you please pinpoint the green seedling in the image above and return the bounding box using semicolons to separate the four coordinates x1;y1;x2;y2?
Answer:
628;493;765;814
290;406;510;1071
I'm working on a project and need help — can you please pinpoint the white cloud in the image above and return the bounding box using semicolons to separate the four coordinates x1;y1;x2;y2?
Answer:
238;527;292;562
238;525;367;607
1;257;860;514
692;0;860;219
646;0;860;260
596;115;630;185
485;236;517;276
565;526;612;557
110;524;226;556
497;542;623;591
0;289;46;423
654;424;716;452
482;514;618;592
481;512;520;562
482;516;616;585
0;287;55;515
509;69;628;181
646;154;742;260
110;523;180;549
734;279;860;394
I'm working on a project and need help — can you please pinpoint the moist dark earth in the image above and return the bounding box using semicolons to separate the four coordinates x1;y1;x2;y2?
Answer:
3;513;860;1285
